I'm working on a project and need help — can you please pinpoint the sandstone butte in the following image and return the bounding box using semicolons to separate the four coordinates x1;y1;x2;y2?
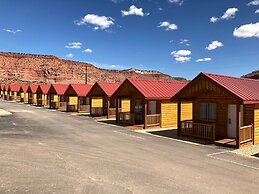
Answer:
0;51;187;84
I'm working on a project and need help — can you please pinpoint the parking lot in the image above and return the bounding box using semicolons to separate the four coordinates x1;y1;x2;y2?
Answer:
0;100;259;194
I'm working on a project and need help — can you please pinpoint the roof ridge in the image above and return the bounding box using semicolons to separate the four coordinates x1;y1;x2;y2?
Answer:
203;72;259;82
127;77;183;83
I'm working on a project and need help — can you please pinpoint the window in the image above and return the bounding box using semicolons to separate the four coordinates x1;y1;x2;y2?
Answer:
134;99;143;113
199;103;216;122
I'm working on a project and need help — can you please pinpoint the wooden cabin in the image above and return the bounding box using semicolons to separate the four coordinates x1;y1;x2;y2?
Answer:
174;72;259;148
64;84;92;113
48;84;69;110
27;85;39;105
112;78;189;129
0;84;4;99
36;85;50;107
9;85;21;101
20;85;29;103
3;85;10;100
88;82;121;119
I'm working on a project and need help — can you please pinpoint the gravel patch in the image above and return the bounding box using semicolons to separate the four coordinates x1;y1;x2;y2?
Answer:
232;144;259;159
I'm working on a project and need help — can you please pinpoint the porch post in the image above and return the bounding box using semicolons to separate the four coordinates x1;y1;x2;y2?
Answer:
77;97;80;113
144;100;147;129
236;104;241;148
90;97;92;116
177;100;181;136
107;97;110;119
115;98;119;123
49;94;52;108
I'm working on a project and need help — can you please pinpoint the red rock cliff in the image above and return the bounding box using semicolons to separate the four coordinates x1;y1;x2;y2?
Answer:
0;52;182;84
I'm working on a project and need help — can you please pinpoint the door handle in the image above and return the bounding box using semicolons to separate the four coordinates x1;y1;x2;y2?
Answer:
228;119;231;124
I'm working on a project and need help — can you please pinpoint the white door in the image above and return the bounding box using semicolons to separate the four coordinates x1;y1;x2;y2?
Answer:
148;101;157;114
227;104;236;138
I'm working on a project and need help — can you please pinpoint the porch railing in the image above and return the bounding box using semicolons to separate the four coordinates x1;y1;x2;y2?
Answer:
79;105;90;113
109;108;116;116
92;107;103;116
58;102;67;111
180;120;215;141
118;112;135;125
147;114;161;127
240;124;253;144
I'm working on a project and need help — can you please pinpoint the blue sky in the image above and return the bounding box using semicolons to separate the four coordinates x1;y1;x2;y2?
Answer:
0;0;258;79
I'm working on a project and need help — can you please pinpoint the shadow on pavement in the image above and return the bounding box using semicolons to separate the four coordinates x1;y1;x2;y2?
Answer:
149;129;214;145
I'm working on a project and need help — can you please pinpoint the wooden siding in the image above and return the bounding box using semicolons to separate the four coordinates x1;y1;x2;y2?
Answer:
243;104;254;126
69;97;78;105
121;98;130;112
161;100;177;128
53;95;59;102
33;94;37;104
92;97;103;108
254;104;259;144
181;102;193;121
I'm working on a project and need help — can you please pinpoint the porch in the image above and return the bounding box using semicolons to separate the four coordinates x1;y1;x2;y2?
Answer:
180;120;254;148
116;98;161;129
90;97;117;119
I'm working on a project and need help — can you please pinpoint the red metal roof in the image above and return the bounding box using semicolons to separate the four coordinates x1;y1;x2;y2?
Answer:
203;72;259;104
127;78;187;100
0;84;5;90
97;82;121;97
51;84;69;95
9;85;21;92
70;84;93;96
4;85;10;91
21;85;29;93
28;85;39;93
39;85;51;94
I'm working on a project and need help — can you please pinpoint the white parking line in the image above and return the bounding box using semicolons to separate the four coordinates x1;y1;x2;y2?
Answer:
113;130;145;140
206;151;259;170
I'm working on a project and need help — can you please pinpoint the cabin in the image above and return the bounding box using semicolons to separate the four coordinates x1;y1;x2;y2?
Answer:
88;82;121;119
9;85;21;101
64;84;92;113
3;85;10;100
112;78;190;129
0;84;4;99
174;72;259;148
20;85;29;103
48;84;69;110
36;85;50;107
27;85;39;105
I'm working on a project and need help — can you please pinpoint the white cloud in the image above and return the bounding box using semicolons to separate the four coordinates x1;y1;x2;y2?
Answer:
233;22;259;38
206;41;224;50
158;7;163;11
196;58;212;62
76;14;114;30
210;8;238;23
66;53;74;58
65;42;82;49
179;39;190;46
248;0;259;6
168;0;184;6
3;29;21;34
255;9;259;13
210;17;219;23
158;21;178;31
221;8;238;20
82;48;93;53
121;5;149;16
171;49;191;63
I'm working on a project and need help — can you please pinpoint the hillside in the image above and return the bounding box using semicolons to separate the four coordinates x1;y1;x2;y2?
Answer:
242;70;259;80
0;52;184;84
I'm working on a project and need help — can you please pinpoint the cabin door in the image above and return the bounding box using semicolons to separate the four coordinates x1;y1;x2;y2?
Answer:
148;101;156;114
227;104;236;138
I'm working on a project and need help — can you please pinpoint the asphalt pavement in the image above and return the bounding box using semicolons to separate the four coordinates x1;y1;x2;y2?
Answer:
0;100;259;194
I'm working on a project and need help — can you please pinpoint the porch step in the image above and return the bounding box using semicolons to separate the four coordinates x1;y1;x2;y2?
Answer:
215;139;237;148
